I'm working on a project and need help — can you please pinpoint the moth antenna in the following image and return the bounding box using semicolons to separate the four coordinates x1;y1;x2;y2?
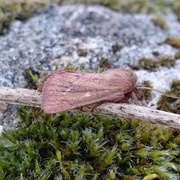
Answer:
136;86;179;99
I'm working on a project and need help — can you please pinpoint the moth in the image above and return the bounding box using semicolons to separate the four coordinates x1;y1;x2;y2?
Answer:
39;69;142;114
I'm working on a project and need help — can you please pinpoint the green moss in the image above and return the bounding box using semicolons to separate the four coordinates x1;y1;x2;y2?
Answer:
158;56;175;67
77;49;88;57
138;57;160;71
131;56;175;71
137;80;153;101
0;0;45;34
65;62;87;72
111;43;123;54
166;37;180;48
175;50;180;59
0;107;179;179
152;51;160;57
151;15;168;29
157;80;180;114
23;67;40;89
98;57;112;70
170;0;180;20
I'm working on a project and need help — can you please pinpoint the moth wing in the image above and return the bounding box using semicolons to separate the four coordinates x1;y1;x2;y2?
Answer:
38;74;51;92
41;70;127;113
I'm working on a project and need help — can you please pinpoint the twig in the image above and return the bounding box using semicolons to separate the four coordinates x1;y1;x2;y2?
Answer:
81;104;180;129
0;86;180;129
0;87;41;107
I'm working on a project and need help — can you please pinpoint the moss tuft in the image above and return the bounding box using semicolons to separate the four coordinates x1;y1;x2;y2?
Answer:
175;50;180;59
138;80;153;101
166;37;180;48
77;49;88;57
157;80;180;114
98;57;112;70
131;56;175;71
23;67;40;89
151;15;168;29
138;58;160;70
0;0;45;34
152;51;160;57
111;43;123;54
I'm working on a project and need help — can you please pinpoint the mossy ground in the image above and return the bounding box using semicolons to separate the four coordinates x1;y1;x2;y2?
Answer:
0;107;180;179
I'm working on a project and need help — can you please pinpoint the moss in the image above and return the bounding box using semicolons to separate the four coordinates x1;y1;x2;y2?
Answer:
77;49;88;57
0;107;180;179
0;0;45;34
138;58;160;70
137;80;153;101
170;0;180;20
175;50;180;59
98;57;112;70
131;56;175;71
152;51;160;57
23;67;41;89
158;56;175;67
65;62;86;71
111;43;123;54
166;37;180;48
151;15;168;29
157;80;180;114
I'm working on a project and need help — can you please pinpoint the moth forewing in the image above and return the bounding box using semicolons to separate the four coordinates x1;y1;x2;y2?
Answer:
40;69;138;114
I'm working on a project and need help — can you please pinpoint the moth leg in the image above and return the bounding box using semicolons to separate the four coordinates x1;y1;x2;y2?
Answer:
90;102;104;112
91;95;126;111
80;102;104;112
131;92;141;105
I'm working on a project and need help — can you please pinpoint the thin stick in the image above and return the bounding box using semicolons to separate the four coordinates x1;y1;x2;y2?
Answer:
0;87;41;107
0;86;180;129
81;104;180;129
